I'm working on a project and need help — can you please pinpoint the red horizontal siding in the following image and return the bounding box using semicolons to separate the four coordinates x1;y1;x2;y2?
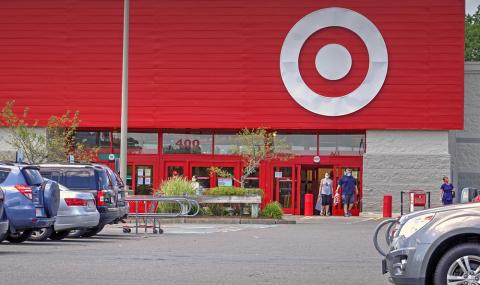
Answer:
0;0;464;130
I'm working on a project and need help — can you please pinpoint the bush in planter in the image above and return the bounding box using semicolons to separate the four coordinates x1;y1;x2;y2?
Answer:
203;186;264;197
157;177;196;213
199;206;213;216
158;177;196;196
261;202;283;219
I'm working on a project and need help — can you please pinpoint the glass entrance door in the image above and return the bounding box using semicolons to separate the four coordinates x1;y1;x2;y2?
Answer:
273;166;295;214
135;165;154;195
297;166;334;215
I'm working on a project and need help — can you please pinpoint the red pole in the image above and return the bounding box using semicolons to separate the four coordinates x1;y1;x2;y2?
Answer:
383;195;392;218
304;193;313;216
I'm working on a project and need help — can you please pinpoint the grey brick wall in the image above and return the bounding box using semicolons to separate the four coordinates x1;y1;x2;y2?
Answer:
363;130;451;213
451;62;480;192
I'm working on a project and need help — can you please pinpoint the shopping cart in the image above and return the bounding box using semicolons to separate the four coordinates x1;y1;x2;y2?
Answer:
124;195;200;234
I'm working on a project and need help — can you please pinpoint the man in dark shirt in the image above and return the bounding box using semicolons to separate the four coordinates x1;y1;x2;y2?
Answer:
335;168;359;217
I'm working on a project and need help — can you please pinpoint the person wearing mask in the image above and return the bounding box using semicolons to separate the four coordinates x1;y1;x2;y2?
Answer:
191;175;201;196
335;168;358;217
440;176;454;206
318;172;333;216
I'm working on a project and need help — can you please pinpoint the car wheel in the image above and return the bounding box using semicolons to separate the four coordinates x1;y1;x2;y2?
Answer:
81;225;105;238
49;230;71;241
434;243;480;285
68;229;87;238
29;227;54;241
6;230;33;243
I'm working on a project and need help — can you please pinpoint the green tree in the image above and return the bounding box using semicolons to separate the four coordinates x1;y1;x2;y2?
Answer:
0;101;48;163
466;5;480;61
211;128;292;188
0;100;98;164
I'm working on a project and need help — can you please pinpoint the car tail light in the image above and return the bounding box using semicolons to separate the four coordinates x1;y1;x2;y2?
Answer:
97;190;105;206
15;185;32;199
64;198;87;207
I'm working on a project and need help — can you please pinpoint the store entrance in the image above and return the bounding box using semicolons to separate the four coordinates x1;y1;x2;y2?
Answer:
298;166;334;215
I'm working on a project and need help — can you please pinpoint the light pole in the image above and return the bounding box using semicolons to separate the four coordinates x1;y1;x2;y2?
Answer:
120;0;129;189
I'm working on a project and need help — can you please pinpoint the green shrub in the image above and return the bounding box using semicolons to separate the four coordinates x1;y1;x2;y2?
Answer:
210;204;229;216
157;201;181;214
199;207;213;216
245;188;264;197
157;177;196;213
159;177;196;196
261;202;283;219
203;187;264;197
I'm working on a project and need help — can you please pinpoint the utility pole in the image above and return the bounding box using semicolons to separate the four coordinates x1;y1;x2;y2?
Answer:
120;0;129;189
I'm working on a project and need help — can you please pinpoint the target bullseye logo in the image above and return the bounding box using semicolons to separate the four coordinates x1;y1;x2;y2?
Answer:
280;7;388;116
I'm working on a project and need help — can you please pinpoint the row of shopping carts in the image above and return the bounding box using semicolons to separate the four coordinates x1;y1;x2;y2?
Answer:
123;195;200;234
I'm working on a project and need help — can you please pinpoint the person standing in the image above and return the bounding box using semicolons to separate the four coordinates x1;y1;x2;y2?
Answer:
191;175;201;196
440;176;454;205
318;172;333;216
335;168;358;217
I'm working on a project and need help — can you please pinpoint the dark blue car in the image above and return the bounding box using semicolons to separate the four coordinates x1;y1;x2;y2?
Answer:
0;162;60;243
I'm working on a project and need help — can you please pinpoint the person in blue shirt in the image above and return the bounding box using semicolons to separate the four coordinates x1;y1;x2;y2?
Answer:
335;168;359;217
440;176;454;205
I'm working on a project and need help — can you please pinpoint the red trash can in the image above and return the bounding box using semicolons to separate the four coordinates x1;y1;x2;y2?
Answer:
383;195;392;218
304;193;314;216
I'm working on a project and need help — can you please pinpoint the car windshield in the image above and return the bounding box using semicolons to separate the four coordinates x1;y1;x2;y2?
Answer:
64;170;96;190
22;168;44;186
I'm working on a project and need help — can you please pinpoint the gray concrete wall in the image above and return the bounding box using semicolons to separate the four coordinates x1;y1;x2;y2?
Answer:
363;130;451;214
451;62;480;192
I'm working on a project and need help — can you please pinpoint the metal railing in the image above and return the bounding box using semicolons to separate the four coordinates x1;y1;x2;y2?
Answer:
124;195;200;234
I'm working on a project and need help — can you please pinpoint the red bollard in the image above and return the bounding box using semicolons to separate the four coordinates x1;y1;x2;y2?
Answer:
383;195;392;218
304;193;314;216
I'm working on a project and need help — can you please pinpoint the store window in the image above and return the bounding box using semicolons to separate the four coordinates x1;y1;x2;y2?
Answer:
243;168;259;189
319;134;365;156
75;131;111;154
113;132;158;154
216;167;234;187
75;131;111;147
163;132;212;154
274;134;317;155
191;167;211;189
214;133;239;155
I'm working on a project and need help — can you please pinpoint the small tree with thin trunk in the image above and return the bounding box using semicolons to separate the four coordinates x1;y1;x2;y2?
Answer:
210;128;292;188
0;100;98;164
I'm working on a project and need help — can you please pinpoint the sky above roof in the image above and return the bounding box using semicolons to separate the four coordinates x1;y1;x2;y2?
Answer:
466;0;480;15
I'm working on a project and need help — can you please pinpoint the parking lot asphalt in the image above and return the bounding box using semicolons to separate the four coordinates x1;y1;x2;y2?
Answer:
0;217;389;285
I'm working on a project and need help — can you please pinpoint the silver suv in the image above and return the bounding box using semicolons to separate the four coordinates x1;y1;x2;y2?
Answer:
376;203;480;285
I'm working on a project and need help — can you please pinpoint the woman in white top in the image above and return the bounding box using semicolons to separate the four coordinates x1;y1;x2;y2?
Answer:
318;172;333;216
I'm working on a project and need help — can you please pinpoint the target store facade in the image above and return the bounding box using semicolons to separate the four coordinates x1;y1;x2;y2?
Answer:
0;0;464;214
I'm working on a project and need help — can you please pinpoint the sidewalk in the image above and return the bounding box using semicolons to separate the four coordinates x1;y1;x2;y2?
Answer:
123;213;392;225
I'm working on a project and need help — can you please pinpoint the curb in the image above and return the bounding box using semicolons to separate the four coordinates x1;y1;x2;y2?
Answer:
125;217;295;225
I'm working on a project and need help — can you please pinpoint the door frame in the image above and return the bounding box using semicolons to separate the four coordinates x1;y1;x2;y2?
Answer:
127;154;159;194
269;162;296;214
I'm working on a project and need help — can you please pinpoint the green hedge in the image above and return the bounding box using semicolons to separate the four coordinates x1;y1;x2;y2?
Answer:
157;177;196;213
203;186;264;197
261;202;283;219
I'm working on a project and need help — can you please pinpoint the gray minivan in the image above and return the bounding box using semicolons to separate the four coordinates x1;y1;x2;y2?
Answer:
377;203;480;285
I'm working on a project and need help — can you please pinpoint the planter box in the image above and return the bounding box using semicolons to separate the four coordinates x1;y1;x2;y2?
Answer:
194;195;261;218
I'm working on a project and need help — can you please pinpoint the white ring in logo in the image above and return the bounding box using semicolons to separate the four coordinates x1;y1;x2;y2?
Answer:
280;7;388;116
